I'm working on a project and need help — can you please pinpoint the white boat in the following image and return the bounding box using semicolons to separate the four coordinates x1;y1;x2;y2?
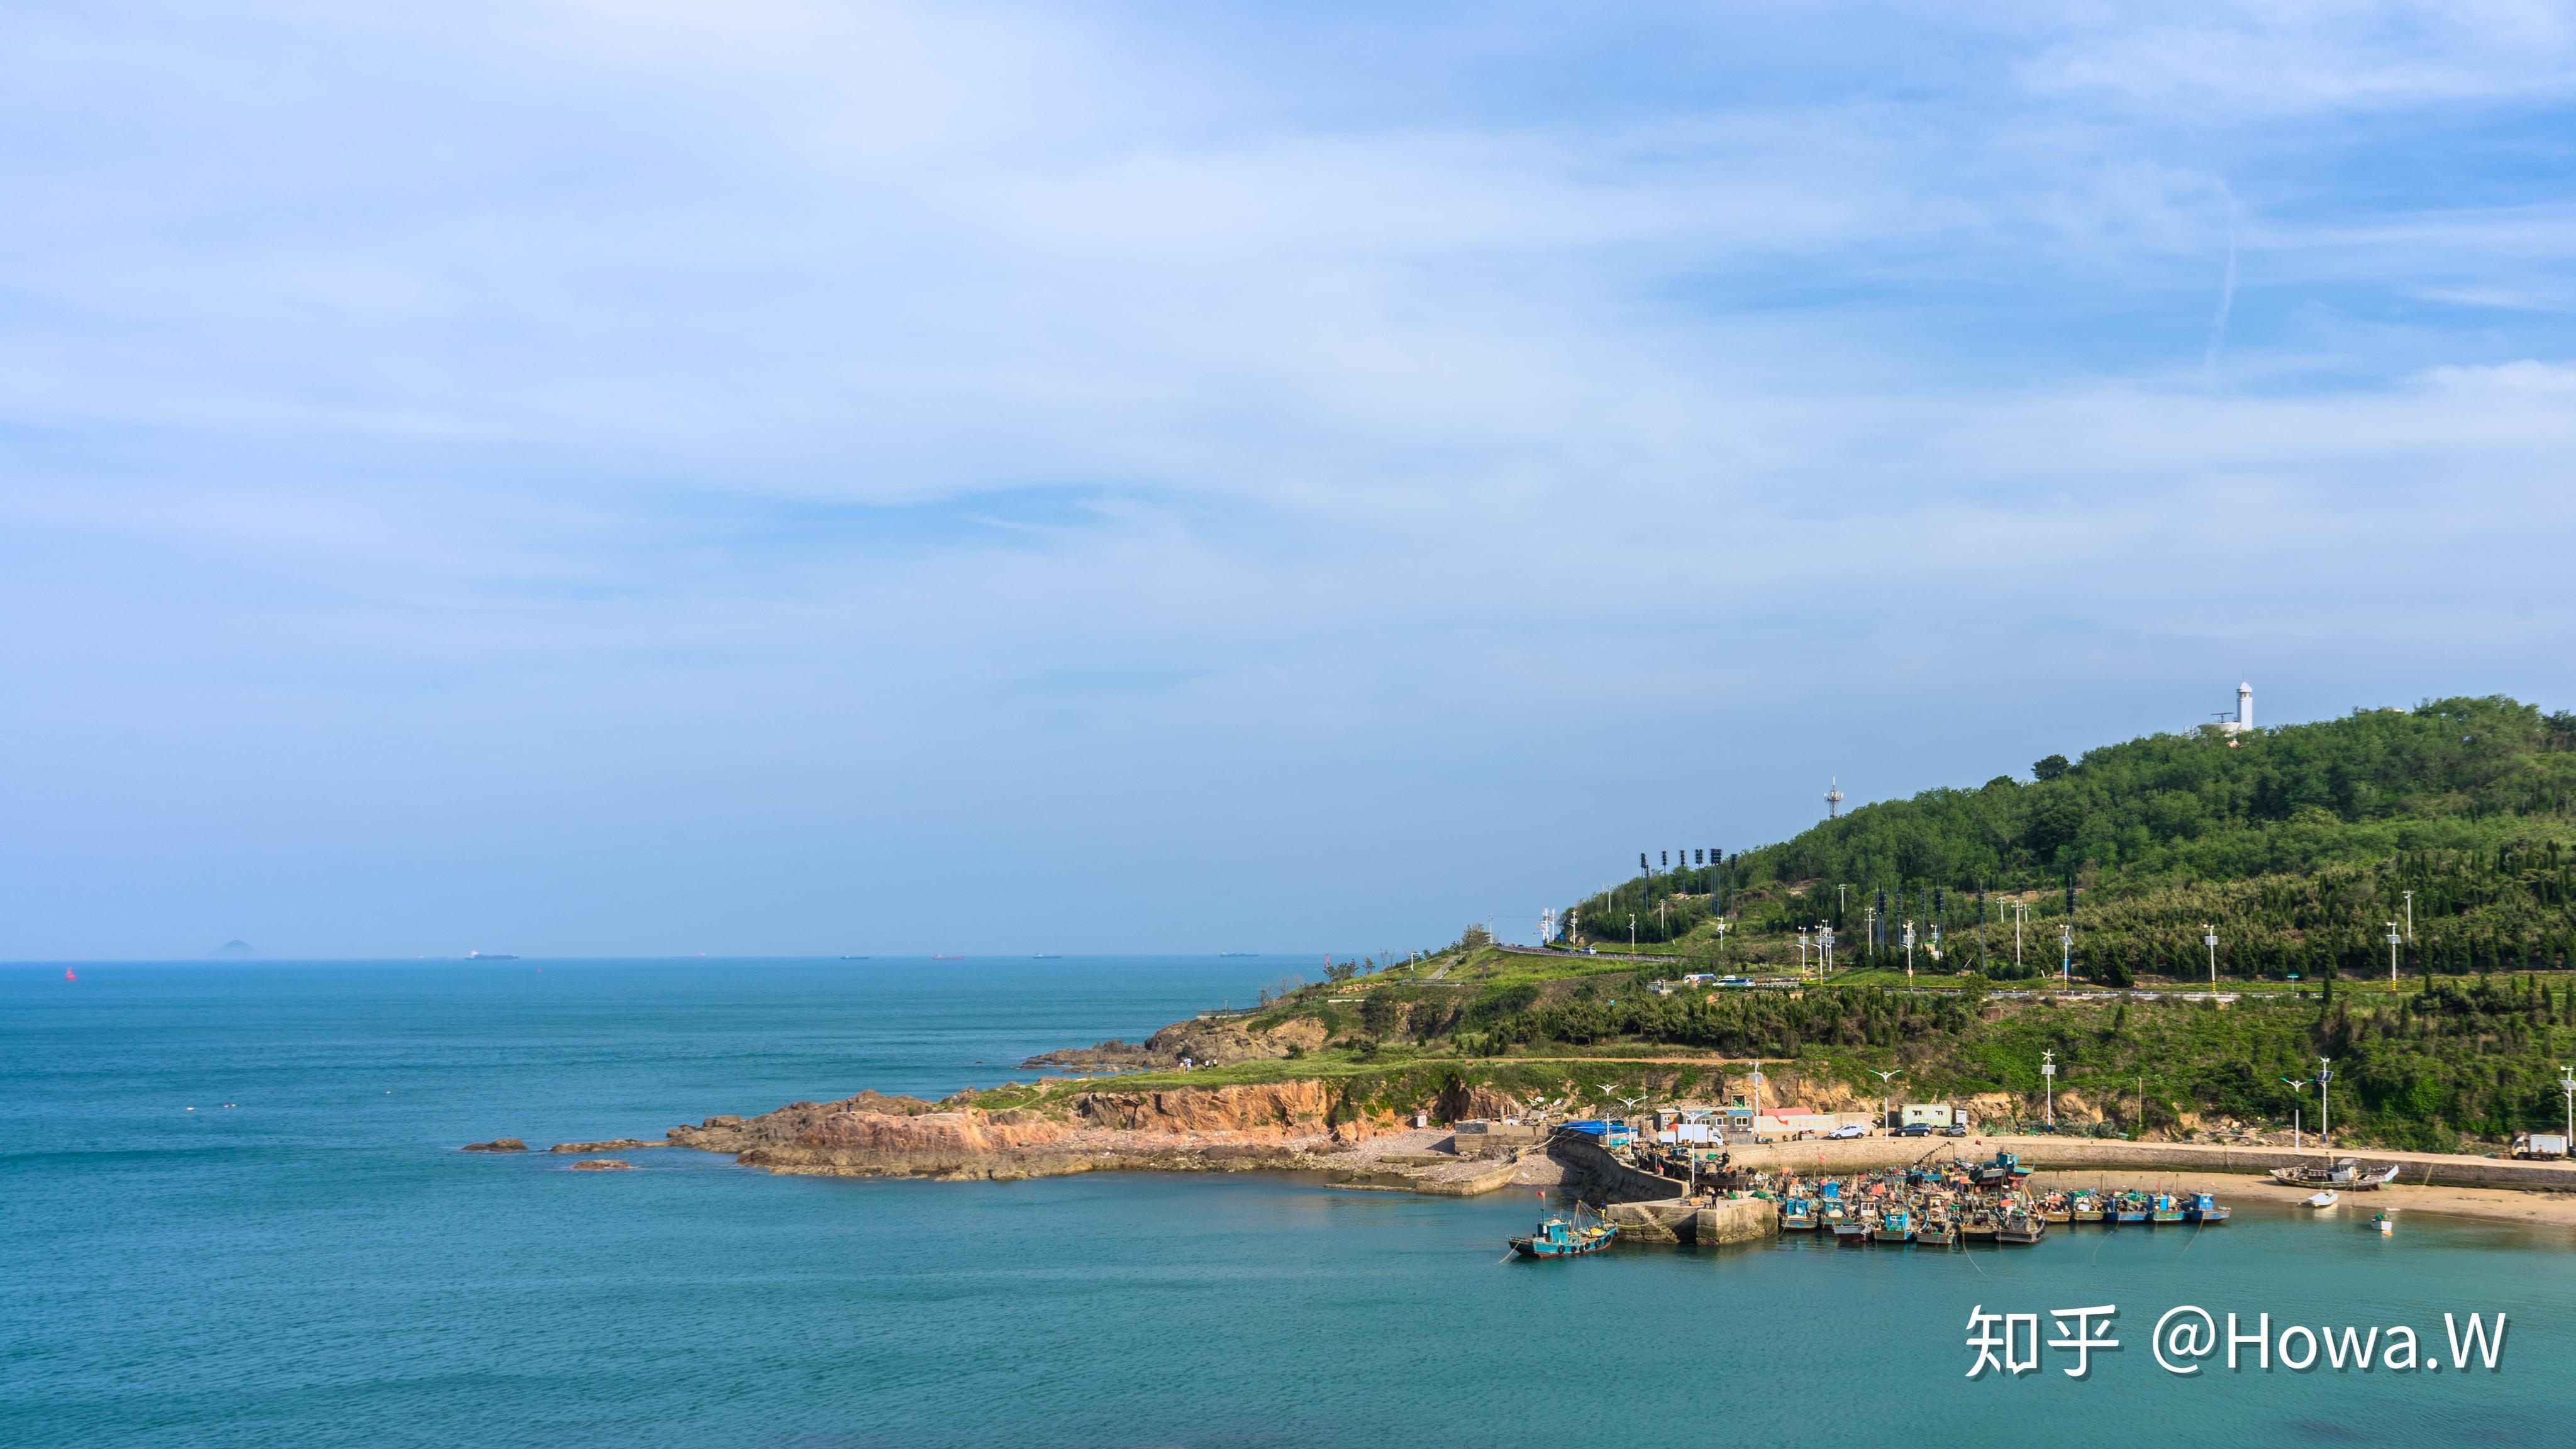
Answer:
2306;1191;2340;1208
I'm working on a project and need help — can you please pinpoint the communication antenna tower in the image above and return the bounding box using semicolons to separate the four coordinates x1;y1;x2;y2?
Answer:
1824;776;1845;819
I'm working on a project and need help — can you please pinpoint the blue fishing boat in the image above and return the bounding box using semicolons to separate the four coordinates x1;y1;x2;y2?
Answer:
1872;1204;1915;1244
1510;1213;1616;1258
2150;1192;2185;1225
2112;1189;2151;1224
2182;1191;2231;1224
1780;1196;1818;1231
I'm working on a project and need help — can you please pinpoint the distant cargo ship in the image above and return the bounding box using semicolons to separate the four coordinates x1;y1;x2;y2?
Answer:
465;950;519;960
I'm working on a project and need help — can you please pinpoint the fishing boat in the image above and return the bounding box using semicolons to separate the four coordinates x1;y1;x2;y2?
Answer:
1780;1196;1818;1231
1873;1204;1916;1245
2037;1191;2073;1225
2070;1191;2105;1224
2182;1191;2231;1224
1960;1208;1999;1242
2305;1190;2340;1209
2268;1158;2402;1191
1835;1204;1875;1243
1916;1209;1957;1248
2112;1190;2152;1224
1510;1213;1616;1258
2150;1192;2185;1225
1972;1152;2028;1188
1997;1202;2046;1245
1822;1200;1863;1241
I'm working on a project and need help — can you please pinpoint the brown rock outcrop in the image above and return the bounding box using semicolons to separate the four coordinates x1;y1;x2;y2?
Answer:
667;1078;1392;1182
570;1158;632;1171
462;1138;526;1152
548;1139;667;1153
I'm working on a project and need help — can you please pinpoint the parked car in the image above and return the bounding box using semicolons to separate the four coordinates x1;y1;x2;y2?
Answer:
1828;1123;1868;1140
1894;1123;1933;1138
1939;1123;1969;1137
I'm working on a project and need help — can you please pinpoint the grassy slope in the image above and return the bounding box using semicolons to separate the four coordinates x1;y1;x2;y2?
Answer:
1016;698;2576;1150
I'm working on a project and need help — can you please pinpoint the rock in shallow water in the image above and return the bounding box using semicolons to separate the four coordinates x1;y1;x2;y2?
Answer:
570;1158;633;1171
462;1138;526;1152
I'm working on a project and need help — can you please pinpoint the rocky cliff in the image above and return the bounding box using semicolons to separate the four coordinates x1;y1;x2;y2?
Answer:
668;1079;1396;1183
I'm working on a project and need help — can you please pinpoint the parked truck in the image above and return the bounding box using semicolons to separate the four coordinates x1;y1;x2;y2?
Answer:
2511;1131;2568;1160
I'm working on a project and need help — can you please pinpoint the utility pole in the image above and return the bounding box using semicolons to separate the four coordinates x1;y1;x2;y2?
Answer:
2203;924;2219;986
2041;1050;2057;1130
2009;899;2028;970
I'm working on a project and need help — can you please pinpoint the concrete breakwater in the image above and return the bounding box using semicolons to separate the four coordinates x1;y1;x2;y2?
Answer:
1550;1134;1779;1247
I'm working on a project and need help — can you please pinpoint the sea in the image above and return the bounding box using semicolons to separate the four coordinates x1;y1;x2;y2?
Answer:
6;957;2574;1448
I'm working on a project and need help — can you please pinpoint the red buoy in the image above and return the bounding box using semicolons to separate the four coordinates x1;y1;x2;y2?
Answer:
64;969;76;981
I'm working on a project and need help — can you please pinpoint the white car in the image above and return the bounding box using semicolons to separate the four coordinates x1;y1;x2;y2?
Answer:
1827;1123;1868;1140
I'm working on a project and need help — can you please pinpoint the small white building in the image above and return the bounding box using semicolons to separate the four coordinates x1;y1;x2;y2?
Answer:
2219;681;2253;736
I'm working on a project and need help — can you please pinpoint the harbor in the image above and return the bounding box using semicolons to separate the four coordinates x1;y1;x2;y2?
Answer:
1502;1118;2576;1252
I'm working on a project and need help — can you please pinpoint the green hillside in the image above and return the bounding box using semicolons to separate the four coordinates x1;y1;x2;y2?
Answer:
1113;696;2576;1152
1570;695;2576;983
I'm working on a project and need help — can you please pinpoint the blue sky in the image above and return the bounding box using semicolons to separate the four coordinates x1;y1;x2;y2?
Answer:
4;2;2575;958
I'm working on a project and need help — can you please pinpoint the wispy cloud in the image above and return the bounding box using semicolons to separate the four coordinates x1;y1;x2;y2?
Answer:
1;1;2572;955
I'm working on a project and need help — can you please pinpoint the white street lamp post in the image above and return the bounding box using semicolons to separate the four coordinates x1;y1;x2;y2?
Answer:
2318;1058;2333;1148
1797;929;1811;974
1903;921;1916;980
2041;1050;2057;1130
2284;1077;2311;1151
2202;924;2218;986
2387;923;2402;986
2560;1065;2574;1150
2060;922;2073;987
1874;1069;1898;1135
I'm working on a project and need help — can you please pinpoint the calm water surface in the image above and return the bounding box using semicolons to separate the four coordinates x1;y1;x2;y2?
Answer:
6;959;2573;1447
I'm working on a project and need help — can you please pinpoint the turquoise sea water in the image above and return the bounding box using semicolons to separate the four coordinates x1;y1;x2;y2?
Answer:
6;958;2575;1448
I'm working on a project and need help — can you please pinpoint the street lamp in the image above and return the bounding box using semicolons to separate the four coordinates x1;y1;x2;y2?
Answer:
2560;1065;2574;1150
2403;890;2414;944
1797;928;1811;974
2282;1077;2312;1150
1821;924;1836;974
2318;1058;2334;1149
1902;921;1916;980
2041;1050;2057;1130
2386;922;2402;987
2202;923;2219;987
1873;1069;1899;1134
2060;921;2073;987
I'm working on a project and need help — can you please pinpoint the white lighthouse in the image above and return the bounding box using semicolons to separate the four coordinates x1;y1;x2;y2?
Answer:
2219;682;2253;736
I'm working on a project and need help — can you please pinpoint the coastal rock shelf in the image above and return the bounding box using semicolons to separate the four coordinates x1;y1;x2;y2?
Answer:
655;1075;1601;1197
